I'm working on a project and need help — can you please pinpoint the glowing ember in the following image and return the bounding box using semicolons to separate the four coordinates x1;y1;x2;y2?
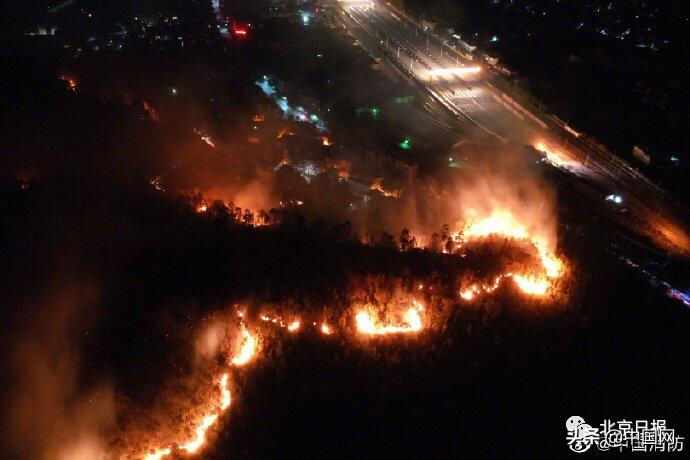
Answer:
196;203;208;213
287;320;301;332
142;101;159;122
320;136;332;146
355;304;423;335
193;127;214;147
320;323;333;335
60;75;77;91
149;176;164;191
276;127;294;139
201;136;215;148
231;325;257;366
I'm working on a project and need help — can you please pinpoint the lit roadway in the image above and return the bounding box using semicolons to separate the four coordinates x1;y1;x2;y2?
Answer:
333;0;690;256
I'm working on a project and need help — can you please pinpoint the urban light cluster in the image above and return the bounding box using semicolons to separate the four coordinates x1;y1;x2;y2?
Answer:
428;66;481;77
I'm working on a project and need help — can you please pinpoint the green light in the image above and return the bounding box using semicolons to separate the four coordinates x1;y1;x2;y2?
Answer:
310;114;319;122
399;138;411;150
356;106;380;118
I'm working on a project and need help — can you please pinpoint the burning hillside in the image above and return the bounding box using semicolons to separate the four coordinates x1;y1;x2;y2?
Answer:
3;44;688;460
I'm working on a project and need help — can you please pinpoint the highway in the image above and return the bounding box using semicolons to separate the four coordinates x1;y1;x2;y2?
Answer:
334;0;690;256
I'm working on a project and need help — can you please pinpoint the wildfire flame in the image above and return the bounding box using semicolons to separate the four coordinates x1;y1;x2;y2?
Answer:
231;325;257;366
219;373;231;410
512;274;549;296
144;372;234;459
369;178;400;198
356;302;424;335
144;448;171;460
457;210;563;299
178;413;219;454
133;206;567;458
533;139;572;168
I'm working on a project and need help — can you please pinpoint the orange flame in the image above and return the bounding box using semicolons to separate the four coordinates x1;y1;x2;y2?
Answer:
512;274;549;296
231;325;257;366
178;413;219;454
457;210;564;300
355;301;424;335
533;139;573;168
219;373;231;410
369;178;400;198
144;448;171;460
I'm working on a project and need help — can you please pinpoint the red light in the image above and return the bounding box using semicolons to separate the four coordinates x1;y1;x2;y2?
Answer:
231;21;250;39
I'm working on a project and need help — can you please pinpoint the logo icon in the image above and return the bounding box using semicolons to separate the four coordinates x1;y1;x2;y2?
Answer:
566;416;600;453
566;417;684;453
